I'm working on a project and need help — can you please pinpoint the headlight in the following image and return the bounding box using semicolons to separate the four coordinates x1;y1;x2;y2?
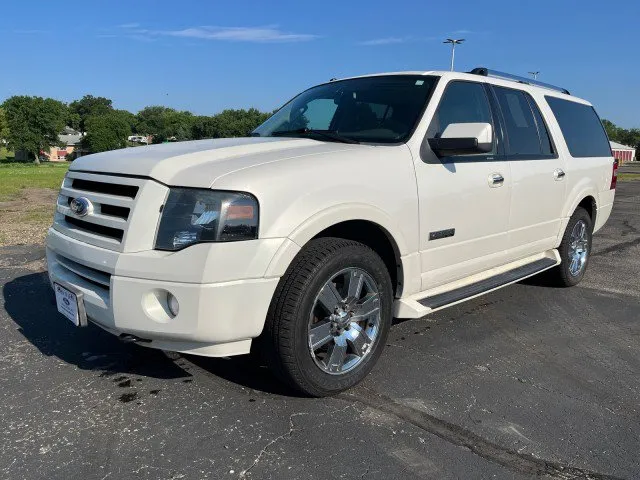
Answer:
155;189;259;251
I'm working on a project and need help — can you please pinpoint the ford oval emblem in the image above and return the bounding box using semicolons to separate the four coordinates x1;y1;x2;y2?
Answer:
70;197;93;217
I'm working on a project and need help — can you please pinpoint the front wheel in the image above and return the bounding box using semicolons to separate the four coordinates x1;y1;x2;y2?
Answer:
260;238;393;397
548;207;593;287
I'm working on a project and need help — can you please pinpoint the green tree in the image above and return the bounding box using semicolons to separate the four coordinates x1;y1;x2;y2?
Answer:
66;111;82;132
69;95;113;132
2;96;67;164
601;119;620;141
136;106;193;143
0;107;9;141
191;115;220;140
191;109;271;140
212;108;271;138
83;112;132;153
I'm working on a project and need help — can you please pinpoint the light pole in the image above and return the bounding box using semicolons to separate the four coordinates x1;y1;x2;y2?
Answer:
528;71;540;80
443;38;465;71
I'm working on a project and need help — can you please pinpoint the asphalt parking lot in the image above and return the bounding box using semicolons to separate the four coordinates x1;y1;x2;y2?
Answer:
1;181;639;480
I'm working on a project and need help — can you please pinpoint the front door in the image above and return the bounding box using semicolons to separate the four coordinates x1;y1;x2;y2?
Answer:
415;80;512;290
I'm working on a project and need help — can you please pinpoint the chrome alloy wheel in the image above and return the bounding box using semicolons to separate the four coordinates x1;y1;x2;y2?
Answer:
568;219;589;276
307;268;381;375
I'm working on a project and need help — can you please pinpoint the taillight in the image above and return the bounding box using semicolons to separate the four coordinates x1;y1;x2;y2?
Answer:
610;159;618;189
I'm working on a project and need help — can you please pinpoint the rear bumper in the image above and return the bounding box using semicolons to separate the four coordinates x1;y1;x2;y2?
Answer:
46;228;282;356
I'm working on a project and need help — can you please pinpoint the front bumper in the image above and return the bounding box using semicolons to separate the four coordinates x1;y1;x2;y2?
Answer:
46;228;285;356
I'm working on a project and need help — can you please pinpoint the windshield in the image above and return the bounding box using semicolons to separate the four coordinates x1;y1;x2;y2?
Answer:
252;75;437;144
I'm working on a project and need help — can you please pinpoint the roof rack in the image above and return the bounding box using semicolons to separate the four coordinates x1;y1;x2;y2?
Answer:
468;67;570;95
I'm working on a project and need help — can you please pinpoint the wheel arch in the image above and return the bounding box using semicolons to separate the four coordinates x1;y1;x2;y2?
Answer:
576;195;597;225
265;204;409;297
556;191;599;246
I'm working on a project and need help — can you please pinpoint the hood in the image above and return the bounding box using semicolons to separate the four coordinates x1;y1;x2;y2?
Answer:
70;137;360;187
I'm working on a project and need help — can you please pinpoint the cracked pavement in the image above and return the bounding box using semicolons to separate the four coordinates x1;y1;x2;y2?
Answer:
1;181;639;479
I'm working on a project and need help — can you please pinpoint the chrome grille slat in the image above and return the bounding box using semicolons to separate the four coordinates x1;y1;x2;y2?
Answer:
57;204;128;229
55;254;111;288
59;187;134;209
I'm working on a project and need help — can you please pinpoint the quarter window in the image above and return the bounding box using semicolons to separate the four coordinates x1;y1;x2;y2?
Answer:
493;86;544;156
545;96;612;158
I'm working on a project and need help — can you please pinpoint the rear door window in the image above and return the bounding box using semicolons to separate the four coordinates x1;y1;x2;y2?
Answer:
493;86;545;156
545;96;612;158
527;97;554;156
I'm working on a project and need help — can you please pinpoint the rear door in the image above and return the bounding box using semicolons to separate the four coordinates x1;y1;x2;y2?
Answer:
416;80;511;290
490;85;567;259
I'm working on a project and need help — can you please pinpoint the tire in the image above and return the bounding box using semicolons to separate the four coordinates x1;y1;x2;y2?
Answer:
260;237;393;397
548;207;593;287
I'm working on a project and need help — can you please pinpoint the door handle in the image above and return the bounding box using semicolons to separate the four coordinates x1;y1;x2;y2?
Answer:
554;168;566;181
489;173;504;187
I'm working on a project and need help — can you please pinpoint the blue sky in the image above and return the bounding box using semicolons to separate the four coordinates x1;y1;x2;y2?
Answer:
1;0;638;127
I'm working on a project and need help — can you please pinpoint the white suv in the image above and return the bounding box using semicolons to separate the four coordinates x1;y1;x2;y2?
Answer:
46;68;617;396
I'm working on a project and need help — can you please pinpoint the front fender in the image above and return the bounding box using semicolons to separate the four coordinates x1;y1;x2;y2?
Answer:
264;203;410;278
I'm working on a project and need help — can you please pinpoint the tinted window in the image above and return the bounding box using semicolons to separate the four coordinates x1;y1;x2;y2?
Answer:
252;75;437;143
427;81;496;154
528;97;554;155
545;96;612;158
493;87;542;155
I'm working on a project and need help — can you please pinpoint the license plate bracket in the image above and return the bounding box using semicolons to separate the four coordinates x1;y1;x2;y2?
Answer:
53;283;88;327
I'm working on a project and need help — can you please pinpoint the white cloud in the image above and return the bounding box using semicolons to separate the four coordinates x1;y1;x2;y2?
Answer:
117;25;318;43
165;26;317;42
358;37;405;46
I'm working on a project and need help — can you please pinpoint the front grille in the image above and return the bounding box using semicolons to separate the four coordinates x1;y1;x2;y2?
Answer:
71;178;139;198
64;216;124;241
53;171;161;252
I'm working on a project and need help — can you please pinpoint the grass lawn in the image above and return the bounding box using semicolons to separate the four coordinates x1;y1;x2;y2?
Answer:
0;162;69;246
0;162;69;201
619;173;640;182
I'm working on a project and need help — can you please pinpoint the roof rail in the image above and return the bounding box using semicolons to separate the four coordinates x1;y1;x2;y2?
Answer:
468;67;570;95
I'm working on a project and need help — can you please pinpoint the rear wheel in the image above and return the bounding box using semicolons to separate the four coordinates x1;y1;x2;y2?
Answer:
548;207;593;287
261;238;393;397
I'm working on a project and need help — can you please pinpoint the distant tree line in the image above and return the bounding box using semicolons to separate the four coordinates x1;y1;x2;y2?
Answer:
0;94;273;163
1;94;638;163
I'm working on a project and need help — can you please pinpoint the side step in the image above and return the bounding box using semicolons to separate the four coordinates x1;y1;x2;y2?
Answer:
418;257;557;309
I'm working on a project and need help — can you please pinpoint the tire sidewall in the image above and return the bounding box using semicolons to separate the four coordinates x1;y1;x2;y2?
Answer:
291;245;393;395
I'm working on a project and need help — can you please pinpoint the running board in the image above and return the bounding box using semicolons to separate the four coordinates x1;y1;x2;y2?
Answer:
393;251;560;319
418;257;557;309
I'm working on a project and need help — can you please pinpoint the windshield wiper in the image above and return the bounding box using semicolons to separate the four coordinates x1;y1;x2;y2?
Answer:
270;128;360;144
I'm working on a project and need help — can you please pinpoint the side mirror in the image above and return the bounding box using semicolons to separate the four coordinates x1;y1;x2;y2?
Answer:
428;122;493;157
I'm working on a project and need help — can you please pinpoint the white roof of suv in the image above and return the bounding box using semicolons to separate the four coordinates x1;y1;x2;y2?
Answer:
335;69;591;105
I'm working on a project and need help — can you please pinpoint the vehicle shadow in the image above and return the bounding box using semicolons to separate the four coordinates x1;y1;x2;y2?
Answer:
3;272;190;380
186;354;303;397
3;271;302;395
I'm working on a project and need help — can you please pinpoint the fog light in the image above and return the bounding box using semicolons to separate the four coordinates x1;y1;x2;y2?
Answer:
167;293;179;317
